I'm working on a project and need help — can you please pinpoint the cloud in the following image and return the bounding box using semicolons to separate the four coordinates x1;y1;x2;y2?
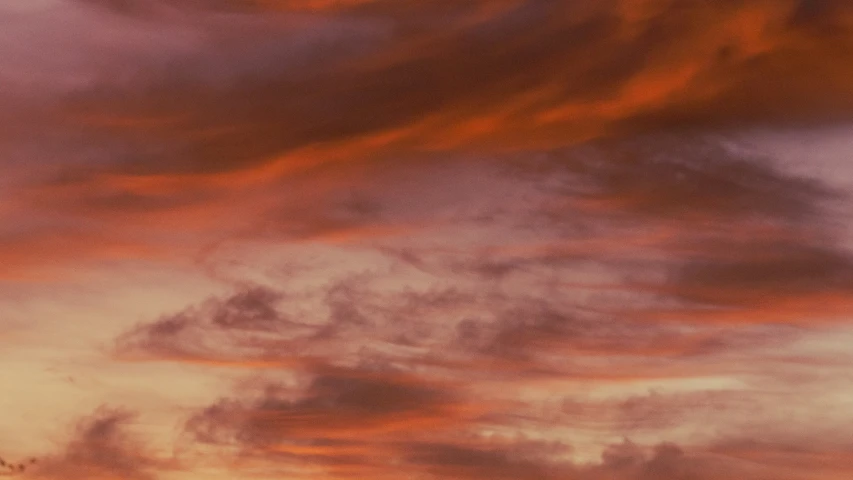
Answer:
24;411;838;480
180;365;480;478
494;136;853;326
186;366;465;445
105;253;835;474
402;440;571;480
5;2;853;478
8;0;853;281
709;439;853;475
114;285;310;365
106;259;853;479
114;272;746;379
52;0;853;172
544;137;835;224
658;239;853;323
9;0;843;238
25;408;168;480
178;359;789;480
102;137;853;474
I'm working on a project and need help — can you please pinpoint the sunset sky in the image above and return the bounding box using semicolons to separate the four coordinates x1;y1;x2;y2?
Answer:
3;1;853;479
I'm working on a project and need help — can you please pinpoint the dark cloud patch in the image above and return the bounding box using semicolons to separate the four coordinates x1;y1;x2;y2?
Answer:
114;286;309;363
671;240;853;309
496;136;853;325
478;301;713;360
185;366;464;454
601;439;646;469
526;137;837;226
789;0;832;26
76;0;162;17
404;441;567;480
209;287;285;330
28;408;167;480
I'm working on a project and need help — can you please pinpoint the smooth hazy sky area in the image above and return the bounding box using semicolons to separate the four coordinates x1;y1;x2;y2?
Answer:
2;1;853;479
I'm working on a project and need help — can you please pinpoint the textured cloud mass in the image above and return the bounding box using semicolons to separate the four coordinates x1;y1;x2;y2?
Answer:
2;1;853;479
27;409;166;480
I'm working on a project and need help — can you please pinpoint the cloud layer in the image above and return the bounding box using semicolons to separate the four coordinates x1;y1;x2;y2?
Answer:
2;1;853;480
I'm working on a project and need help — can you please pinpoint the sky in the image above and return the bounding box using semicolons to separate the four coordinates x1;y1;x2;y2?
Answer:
2;0;853;479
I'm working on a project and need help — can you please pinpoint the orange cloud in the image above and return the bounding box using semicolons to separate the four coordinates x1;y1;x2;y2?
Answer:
4;2;853;479
50;1;853;175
